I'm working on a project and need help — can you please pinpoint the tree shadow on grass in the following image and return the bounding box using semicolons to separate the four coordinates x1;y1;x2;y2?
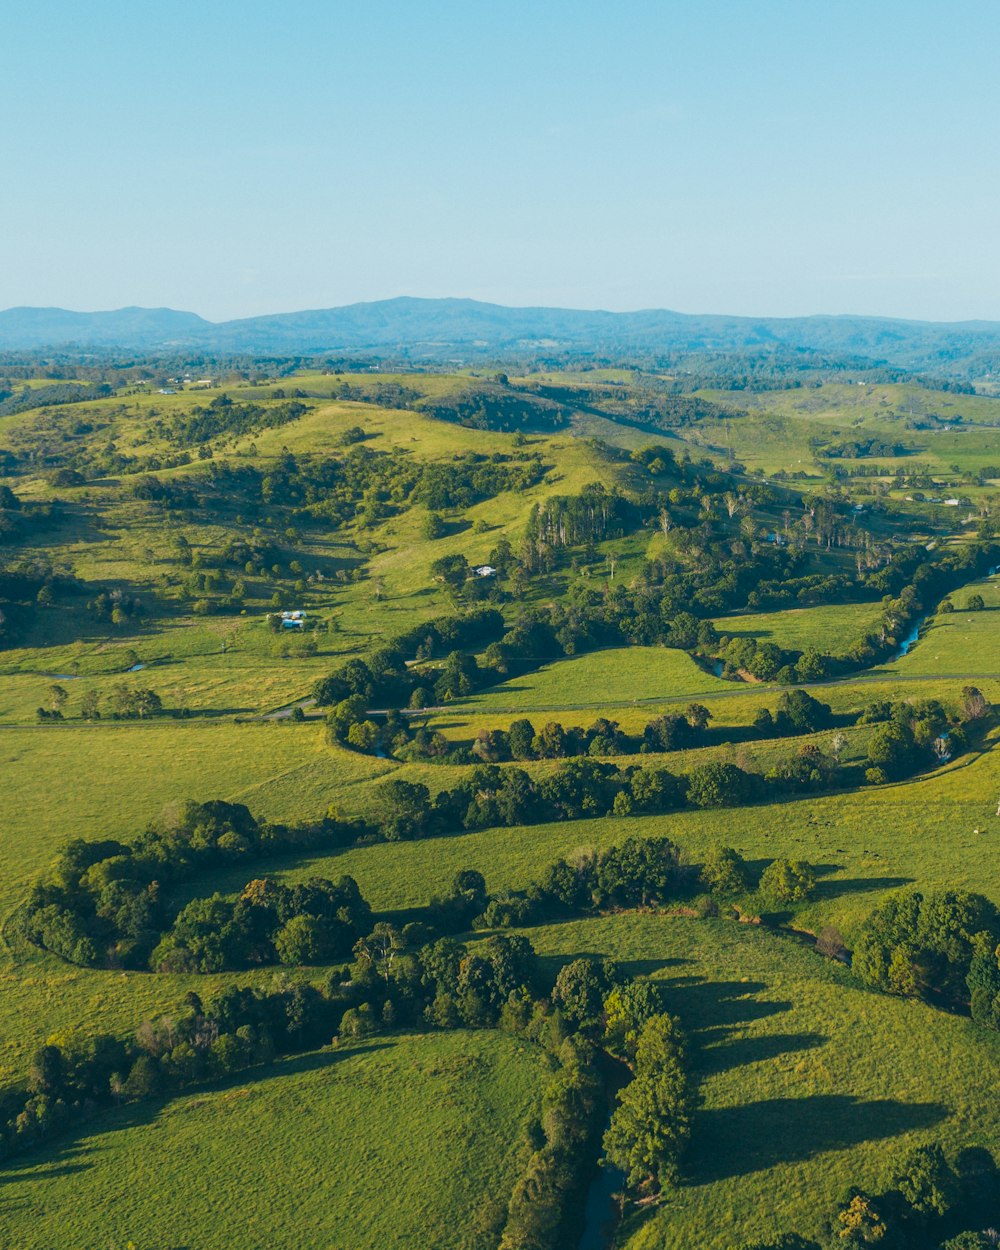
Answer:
533;951;691;985
697;1030;827;1078
688;1095;948;1184
661;976;792;1034
813;875;913;900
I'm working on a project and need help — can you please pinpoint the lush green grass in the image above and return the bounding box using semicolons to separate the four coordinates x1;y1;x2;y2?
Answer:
4;368;1000;1246
714;601;883;653
526;914;1000;1250
878;571;1000;679
686;381;1000;487
265;728;1000;942
1;1029;544;1250
0;722;392;914
457;647;730;712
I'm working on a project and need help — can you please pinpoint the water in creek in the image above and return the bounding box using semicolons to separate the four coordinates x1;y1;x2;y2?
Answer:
577;1155;626;1250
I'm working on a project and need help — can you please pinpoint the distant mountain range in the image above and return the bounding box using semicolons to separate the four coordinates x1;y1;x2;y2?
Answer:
2;297;1000;375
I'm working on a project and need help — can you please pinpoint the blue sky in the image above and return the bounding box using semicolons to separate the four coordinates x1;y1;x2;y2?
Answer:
3;0;999;321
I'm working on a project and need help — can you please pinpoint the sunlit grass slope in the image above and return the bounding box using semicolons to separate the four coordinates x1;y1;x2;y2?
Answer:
527;914;1000;1250
1;1029;543;1250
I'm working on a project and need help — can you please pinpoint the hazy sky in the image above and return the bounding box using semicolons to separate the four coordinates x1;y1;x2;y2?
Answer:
3;0;999;322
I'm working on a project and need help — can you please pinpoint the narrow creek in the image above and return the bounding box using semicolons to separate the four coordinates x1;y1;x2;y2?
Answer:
577;1137;626;1250
894;565;998;662
577;1058;632;1250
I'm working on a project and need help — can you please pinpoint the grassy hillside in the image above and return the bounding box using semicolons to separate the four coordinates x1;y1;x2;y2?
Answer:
2;362;1000;1246
1;1030;544;1250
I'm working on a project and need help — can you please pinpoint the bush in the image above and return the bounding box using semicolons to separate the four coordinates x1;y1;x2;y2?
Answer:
758;858;816;906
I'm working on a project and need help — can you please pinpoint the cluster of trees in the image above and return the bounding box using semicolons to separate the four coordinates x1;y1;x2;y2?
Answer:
738;1142;999;1248
208;446;544;534
158;394;307;447
604;1010;693;1195
525;484;637;551
150;874;372;973
1;558;74;648
0;924;537;1165
819;436;908;459
87;587;143;626
443;690;835;768
36;682;164;723
18;800;363;969
853;888;1000;1016
466;706;710;764
0;380;108;418
416;380;571;432
858;691;988;783
0;485;58;547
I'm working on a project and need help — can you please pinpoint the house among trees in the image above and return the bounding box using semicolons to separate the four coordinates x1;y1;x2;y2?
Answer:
473;565;497;577
280;610;306;629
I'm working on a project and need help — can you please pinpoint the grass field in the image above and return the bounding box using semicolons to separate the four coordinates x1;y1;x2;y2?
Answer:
272;731;1000;941
526;914;1000;1250
457;647;730;712
714;601;884;653
3;367;1000;1246
0;722;392;914
0;1029;544;1250
879;571;1000;679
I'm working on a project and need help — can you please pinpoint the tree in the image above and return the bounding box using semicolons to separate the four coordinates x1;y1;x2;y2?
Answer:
893;1142;956;1218
866;721;916;781
960;685;990;721
758;858;816;906
552;958;611;1031
80;689;101;721
507;718;537;760
603;979;663;1060
835;1191;888;1245
423;512;447;541
968;943;1000;1029
966;593;985;611
47;684;68;715
686;762;758;809
853;887;1000;1005
352;922;404;986
699;845;750;896
274;914;336;965
603;1013;692;1192
372;779;431;840
346;719;379;752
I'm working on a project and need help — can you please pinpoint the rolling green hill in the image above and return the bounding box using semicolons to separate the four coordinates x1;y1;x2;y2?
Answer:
2;360;1000;1248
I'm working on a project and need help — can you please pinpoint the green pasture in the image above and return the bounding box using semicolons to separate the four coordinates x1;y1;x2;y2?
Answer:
3;368;1000;1247
527;914;1000;1250
265;733;1000;941
714;601;884;653
0;1029;543;1250
456;647;730;713
879;572;1000;679
0;722;392;913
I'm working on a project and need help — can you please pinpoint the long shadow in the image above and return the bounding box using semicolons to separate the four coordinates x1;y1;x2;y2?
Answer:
696;1030;827;1077
814;875;913;900
0;1041;394;1185
533;951;690;985
661;975;793;1033
689;1095;948;1183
